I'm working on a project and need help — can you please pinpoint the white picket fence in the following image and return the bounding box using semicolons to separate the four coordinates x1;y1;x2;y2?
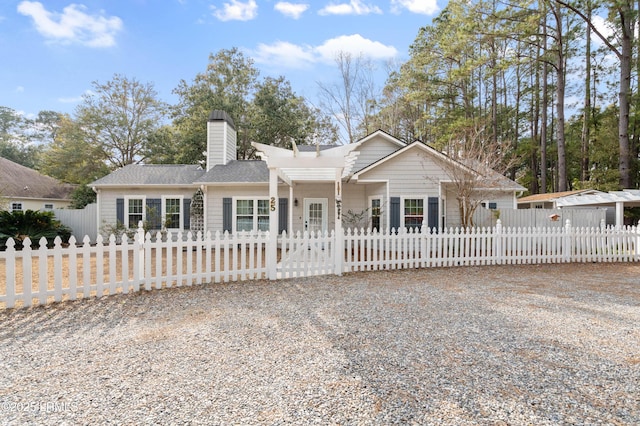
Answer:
0;229;269;309
344;222;639;271
1;220;639;309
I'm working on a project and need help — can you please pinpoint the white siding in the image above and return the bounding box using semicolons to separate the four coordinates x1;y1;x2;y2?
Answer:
5;198;72;212
206;185;286;232
352;135;403;173
225;125;237;163
357;148;444;195
98;187;198;233
206;123;225;170
340;183;367;229
291;183;335;231
444;187;461;227
444;187;516;228
207;120;237;170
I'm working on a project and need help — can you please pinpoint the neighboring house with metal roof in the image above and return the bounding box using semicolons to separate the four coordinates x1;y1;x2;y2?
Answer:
91;110;525;236
0;156;75;212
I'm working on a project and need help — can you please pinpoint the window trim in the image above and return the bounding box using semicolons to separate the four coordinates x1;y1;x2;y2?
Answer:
124;196;146;229
162;196;183;230
11;202;23;212
44;203;54;210
232;197;270;233
482;201;498;210
368;196;382;231
401;196;425;230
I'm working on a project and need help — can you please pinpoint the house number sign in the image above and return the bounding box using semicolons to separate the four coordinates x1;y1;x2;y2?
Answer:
270;197;276;211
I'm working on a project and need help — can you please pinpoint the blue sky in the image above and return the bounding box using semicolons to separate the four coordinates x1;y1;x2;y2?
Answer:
0;0;441;118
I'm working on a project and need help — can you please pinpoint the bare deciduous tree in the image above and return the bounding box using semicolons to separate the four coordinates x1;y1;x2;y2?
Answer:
317;51;378;144
428;125;518;228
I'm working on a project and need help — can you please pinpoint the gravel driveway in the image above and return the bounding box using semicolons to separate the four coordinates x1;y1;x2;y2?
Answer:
1;263;639;425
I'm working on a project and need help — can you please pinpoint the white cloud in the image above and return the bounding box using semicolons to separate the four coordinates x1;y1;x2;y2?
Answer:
58;89;95;104
252;34;398;69
212;0;258;21
253;41;316;68
17;1;123;47
591;15;615;47
274;2;309;19
391;0;439;15
15;86;24;93
319;0;382;16
314;34;397;63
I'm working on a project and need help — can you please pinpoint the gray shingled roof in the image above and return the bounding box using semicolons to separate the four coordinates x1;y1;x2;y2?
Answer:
91;164;205;186
0;156;75;199
196;160;269;183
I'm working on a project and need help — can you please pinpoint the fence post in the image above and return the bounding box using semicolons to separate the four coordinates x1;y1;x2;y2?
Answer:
495;219;503;264
636;222;640;261
334;228;343;276
564;219;572;263
420;222;428;268
135;220;145;286
4;238;16;309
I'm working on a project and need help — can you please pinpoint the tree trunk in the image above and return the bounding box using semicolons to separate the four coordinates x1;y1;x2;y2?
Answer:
618;3;633;188
541;16;548;194
551;2;567;192
581;4;592;183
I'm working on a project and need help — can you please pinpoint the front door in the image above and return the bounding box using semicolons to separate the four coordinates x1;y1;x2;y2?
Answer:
304;198;328;235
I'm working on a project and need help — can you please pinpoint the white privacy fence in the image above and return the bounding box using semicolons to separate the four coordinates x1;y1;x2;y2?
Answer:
473;207;609;228
52;203;98;244
1;220;639;309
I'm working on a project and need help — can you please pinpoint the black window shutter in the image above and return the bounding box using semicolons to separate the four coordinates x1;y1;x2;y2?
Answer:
183;198;191;230
390;197;400;232
116;198;124;225
278;198;288;234
146;198;162;230
223;198;232;233
428;197;439;230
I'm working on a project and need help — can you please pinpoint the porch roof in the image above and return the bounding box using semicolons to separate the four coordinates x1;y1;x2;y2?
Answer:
251;141;362;185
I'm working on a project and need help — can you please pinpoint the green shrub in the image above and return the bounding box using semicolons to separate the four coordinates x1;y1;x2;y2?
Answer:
0;210;72;250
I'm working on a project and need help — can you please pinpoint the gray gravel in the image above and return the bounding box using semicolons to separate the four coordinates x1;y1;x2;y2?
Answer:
1;263;639;425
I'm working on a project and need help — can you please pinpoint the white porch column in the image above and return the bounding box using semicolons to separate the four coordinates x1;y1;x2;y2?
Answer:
289;185;294;233
268;167;278;280
334;168;344;276
615;201;624;229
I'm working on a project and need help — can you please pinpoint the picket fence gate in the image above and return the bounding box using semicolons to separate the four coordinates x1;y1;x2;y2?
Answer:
1;220;639;309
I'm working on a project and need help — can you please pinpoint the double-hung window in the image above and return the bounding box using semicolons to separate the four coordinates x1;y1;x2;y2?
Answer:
127;198;144;228
403;198;424;230
164;197;181;229
236;199;269;232
371;199;381;231
11;202;23;212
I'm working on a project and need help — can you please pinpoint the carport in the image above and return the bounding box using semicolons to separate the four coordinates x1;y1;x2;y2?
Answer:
555;189;640;227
